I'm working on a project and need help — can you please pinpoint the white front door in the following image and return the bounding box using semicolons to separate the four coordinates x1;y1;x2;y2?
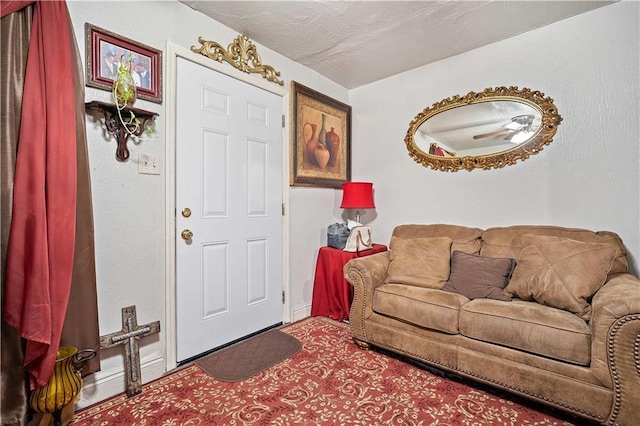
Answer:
175;57;284;362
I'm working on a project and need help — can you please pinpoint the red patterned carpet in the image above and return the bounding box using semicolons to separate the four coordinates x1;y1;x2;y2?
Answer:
72;317;575;425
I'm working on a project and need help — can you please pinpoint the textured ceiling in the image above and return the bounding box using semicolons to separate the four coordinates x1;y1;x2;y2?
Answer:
180;1;614;89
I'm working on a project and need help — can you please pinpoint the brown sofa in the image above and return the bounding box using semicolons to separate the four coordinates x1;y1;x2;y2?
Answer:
344;224;640;425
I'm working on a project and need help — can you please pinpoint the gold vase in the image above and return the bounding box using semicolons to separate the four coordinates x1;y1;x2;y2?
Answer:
29;347;96;426
112;63;137;107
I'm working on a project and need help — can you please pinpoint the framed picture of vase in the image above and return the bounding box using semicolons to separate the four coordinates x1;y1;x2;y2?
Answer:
85;23;163;104
290;81;351;188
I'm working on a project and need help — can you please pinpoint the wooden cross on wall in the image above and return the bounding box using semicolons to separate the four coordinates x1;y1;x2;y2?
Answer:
100;305;160;397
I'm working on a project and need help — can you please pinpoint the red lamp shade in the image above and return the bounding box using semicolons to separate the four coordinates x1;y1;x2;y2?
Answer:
340;182;375;209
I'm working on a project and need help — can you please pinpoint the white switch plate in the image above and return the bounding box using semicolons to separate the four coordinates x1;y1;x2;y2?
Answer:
138;153;160;175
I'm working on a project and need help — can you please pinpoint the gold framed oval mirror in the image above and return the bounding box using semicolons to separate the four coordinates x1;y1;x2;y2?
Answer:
405;86;562;172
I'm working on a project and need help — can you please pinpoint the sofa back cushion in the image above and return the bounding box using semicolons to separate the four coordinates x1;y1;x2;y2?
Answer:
480;225;628;275
392;224;483;255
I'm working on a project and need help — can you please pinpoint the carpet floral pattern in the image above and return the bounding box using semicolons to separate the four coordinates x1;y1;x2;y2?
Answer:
72;317;573;425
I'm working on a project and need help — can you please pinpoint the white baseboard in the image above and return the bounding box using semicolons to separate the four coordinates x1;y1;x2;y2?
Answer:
292;303;311;322
76;356;165;409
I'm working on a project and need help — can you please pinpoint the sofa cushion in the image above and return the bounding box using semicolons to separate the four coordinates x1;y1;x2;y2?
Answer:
386;236;452;288
392;224;483;255
480;225;628;275
373;284;468;334
442;251;515;301
459;299;591;365
504;234;617;320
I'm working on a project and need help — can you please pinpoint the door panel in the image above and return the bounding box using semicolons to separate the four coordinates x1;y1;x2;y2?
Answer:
175;57;283;362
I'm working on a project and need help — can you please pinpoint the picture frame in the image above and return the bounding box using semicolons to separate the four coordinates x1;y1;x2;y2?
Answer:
290;81;351;188
85;23;163;104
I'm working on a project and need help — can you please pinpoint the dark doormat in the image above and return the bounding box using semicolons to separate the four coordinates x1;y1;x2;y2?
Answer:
195;329;302;382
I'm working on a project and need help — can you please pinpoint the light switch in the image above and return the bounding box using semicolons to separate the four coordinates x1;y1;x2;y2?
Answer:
138;153;160;175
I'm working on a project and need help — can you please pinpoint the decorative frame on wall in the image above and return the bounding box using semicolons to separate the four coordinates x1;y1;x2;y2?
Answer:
405;86;562;172
291;82;351;188
85;23;163;104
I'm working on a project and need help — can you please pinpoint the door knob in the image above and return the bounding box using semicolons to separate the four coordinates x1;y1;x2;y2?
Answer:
181;229;193;240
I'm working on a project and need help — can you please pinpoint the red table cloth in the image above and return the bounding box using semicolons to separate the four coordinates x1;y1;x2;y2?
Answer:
311;244;388;321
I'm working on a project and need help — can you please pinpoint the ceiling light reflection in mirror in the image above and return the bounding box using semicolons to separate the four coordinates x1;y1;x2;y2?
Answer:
415;101;542;157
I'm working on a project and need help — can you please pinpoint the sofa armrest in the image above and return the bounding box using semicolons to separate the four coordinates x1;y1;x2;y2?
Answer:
590;273;640;425
343;251;390;341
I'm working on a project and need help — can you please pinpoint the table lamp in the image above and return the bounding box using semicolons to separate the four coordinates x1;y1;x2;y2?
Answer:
340;182;375;223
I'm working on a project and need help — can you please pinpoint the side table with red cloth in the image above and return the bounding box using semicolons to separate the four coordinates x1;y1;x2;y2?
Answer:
311;244;388;321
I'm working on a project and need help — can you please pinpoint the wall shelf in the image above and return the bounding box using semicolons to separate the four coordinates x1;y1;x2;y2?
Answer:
85;101;158;162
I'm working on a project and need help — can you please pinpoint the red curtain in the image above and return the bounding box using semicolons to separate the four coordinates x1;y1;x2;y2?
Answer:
2;0;78;389
0;1;33;17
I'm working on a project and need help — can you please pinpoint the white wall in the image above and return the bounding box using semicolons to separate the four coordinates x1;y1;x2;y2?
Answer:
67;0;347;406
350;1;639;274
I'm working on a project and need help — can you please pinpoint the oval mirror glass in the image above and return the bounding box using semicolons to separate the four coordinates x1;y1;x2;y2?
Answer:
405;87;562;172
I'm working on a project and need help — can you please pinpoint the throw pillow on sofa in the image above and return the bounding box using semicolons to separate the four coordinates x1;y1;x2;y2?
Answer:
442;251;515;301
504;234;617;320
386;236;452;288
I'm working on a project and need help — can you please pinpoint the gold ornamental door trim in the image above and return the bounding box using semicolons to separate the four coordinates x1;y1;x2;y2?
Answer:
191;35;284;86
